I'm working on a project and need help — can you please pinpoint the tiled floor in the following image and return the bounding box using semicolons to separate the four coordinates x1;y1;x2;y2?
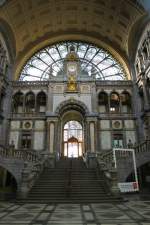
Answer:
0;200;150;225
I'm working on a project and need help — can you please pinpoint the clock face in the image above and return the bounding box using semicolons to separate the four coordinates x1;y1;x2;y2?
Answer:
67;63;77;73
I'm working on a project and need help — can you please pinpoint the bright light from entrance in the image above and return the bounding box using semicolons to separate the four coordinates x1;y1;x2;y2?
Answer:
63;121;83;158
68;143;78;158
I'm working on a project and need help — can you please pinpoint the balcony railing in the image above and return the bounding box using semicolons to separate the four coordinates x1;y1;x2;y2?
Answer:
0;145;40;163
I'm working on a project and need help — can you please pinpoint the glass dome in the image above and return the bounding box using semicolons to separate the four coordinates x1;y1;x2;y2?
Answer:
20;41;127;81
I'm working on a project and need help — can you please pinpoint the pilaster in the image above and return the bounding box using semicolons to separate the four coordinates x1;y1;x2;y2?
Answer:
86;115;98;153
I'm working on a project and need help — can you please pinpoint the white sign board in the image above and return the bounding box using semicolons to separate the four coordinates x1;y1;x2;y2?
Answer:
113;148;139;193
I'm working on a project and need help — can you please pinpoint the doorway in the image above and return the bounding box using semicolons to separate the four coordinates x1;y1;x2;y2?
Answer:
63;121;83;158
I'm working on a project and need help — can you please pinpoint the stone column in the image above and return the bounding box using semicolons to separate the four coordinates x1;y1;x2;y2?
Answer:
145;113;150;140
86;116;98;153
91;83;98;113
47;84;53;112
141;73;150;111
47;117;59;155
85;118;90;153
49;122;55;154
0;64;13;146
130;63;145;142
46;117;59;167
90;122;95;153
85;116;98;168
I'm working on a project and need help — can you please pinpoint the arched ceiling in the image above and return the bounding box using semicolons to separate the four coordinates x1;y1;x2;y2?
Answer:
0;0;147;79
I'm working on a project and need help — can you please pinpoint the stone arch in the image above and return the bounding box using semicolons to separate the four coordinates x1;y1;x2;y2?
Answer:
0;161;20;190
12;91;24;113
109;91;120;113
36;91;47;113
55;99;89;116
121;90;132;113
98;91;109;113
55;99;89;157
118;152;150;182
25;91;35;113
128;15;150;63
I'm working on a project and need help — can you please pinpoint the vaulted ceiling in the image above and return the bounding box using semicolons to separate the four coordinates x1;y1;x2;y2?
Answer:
0;0;148;79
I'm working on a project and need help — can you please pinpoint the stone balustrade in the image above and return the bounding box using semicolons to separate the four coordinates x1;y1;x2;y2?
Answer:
96;140;150;185
84;152;120;196
134;140;150;154
12;81;49;87
99;140;150;167
11;112;46;118
19;154;54;199
96;155;120;196
0;145;40;163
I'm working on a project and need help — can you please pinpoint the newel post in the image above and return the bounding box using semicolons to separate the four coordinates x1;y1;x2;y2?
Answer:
18;162;30;199
109;161;120;195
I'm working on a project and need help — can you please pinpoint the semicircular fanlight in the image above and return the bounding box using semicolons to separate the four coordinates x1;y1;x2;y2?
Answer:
20;41;127;81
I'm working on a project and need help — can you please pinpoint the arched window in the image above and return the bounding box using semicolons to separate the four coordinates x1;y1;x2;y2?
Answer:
110;92;120;113
12;92;24;113
25;92;35;113
37;91;46;112
98;92;109;113
19;41;128;81
121;91;132;113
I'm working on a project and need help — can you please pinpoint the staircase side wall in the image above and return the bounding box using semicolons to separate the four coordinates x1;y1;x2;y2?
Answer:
117;152;150;182
0;157;24;188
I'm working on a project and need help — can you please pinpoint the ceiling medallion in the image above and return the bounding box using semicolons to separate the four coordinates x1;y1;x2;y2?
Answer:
0;0;7;6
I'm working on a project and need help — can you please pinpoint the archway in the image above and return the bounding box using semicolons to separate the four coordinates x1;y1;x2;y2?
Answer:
0;166;17;200
63;121;83;158
55;99;88;158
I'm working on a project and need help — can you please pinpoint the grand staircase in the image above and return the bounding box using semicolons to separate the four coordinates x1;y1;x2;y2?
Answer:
22;157;120;203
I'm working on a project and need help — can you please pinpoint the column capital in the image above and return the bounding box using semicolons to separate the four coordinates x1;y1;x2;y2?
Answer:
86;115;98;122
47;117;59;122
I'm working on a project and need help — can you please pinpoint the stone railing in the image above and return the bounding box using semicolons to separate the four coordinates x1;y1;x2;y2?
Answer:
0;145;40;163
84;152;120;196
11;112;46;118
0;145;56;199
12;81;49;87
134;140;150;154
19;153;55;199
99;140;150;168
96;80;133;87
97;150;114;170
83;140;150;196
96;158;120;196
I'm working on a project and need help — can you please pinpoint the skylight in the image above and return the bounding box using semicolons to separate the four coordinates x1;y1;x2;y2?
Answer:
20;41;127;81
